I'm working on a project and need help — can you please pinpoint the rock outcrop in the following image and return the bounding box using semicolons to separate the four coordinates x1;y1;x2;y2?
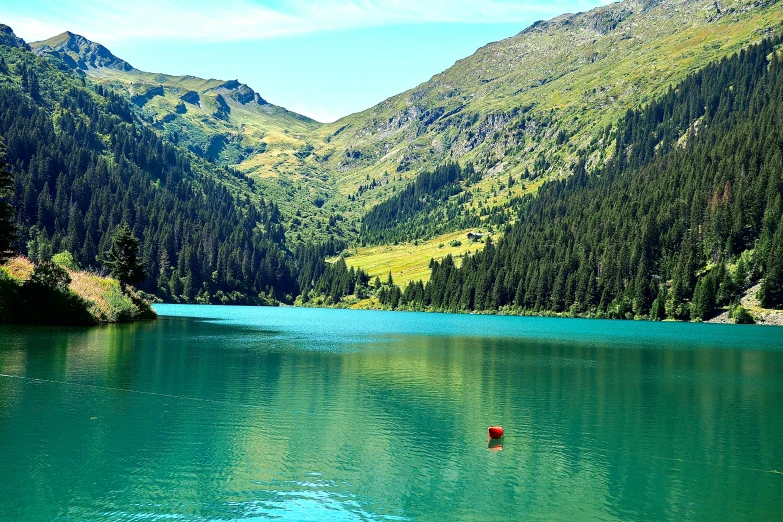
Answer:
0;25;29;50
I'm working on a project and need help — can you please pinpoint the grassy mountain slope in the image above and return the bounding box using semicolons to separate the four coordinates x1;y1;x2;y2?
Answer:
26;0;783;251
334;230;497;288
297;0;783;282
29;32;352;243
31;32;319;165
8;0;783;318
313;0;782;212
386;34;783;322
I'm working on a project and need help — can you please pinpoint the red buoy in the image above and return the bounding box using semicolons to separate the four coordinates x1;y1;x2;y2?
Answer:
488;426;504;439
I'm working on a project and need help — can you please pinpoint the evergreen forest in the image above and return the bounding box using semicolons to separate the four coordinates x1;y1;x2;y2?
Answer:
384;36;783;319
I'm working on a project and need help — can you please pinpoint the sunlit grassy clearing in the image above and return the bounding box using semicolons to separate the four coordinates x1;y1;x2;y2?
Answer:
333;229;495;287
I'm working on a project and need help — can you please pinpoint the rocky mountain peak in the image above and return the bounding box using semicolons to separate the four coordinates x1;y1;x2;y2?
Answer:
216;80;268;105
0;24;30;50
30;31;133;71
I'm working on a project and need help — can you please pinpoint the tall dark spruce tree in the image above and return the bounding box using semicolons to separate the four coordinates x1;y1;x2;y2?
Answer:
760;222;783;308
100;224;145;291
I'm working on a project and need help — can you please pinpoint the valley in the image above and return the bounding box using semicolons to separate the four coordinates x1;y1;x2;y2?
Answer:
330;229;497;288
1;0;782;323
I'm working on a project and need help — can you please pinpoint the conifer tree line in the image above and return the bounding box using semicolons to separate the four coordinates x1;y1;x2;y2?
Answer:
359;162;512;245
292;240;379;304
0;138;14;261
384;35;783;317
361;162;471;244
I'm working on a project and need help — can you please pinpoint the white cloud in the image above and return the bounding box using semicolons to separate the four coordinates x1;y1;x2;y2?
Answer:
1;0;603;44
0;14;66;43
288;105;342;124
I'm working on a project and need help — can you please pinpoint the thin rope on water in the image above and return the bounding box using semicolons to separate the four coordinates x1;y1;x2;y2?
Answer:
0;372;329;416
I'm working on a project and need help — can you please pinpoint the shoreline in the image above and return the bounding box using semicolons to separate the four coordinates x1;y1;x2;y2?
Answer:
1;257;156;326
152;301;782;327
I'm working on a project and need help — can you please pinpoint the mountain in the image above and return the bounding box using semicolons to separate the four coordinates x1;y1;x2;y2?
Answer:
29;31;350;244
0;27;300;305
382;34;783;319
26;0;783;252
0;24;29;49
31;31;132;71
4;0;783;318
312;0;783;231
30;32;323;185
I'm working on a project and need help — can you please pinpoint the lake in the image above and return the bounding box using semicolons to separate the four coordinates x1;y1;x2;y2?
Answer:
1;305;782;520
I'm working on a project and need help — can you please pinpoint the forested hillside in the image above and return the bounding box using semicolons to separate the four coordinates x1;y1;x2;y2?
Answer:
3;3;783;321
387;35;783;318
0;29;298;304
361;163;474;245
25;0;782;250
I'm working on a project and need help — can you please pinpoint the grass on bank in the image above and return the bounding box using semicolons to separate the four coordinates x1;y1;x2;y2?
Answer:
0;256;155;324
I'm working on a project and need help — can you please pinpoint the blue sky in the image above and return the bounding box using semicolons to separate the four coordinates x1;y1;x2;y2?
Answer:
1;0;609;122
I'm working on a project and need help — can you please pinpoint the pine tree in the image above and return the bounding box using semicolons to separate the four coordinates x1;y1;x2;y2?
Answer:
735;256;749;290
0;139;15;261
649;285;666;321
691;277;716;321
100;224;145;290
760;221;783;308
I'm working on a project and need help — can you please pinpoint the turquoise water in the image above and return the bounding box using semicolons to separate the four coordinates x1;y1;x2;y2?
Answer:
1;305;782;520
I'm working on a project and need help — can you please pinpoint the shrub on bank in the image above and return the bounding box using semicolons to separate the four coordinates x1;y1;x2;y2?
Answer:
732;305;755;325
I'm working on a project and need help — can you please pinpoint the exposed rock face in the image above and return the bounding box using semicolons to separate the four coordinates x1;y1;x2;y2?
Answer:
220;80;242;90
521;0;660;38
232;83;256;104
214;94;231;119
0;25;29;49
131;85;164;106
180;91;201;105
584;7;634;34
30;31;133;71
707;283;783;325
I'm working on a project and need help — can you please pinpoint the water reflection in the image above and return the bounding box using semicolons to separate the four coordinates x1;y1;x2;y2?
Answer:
488;439;503;451
0;307;782;521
